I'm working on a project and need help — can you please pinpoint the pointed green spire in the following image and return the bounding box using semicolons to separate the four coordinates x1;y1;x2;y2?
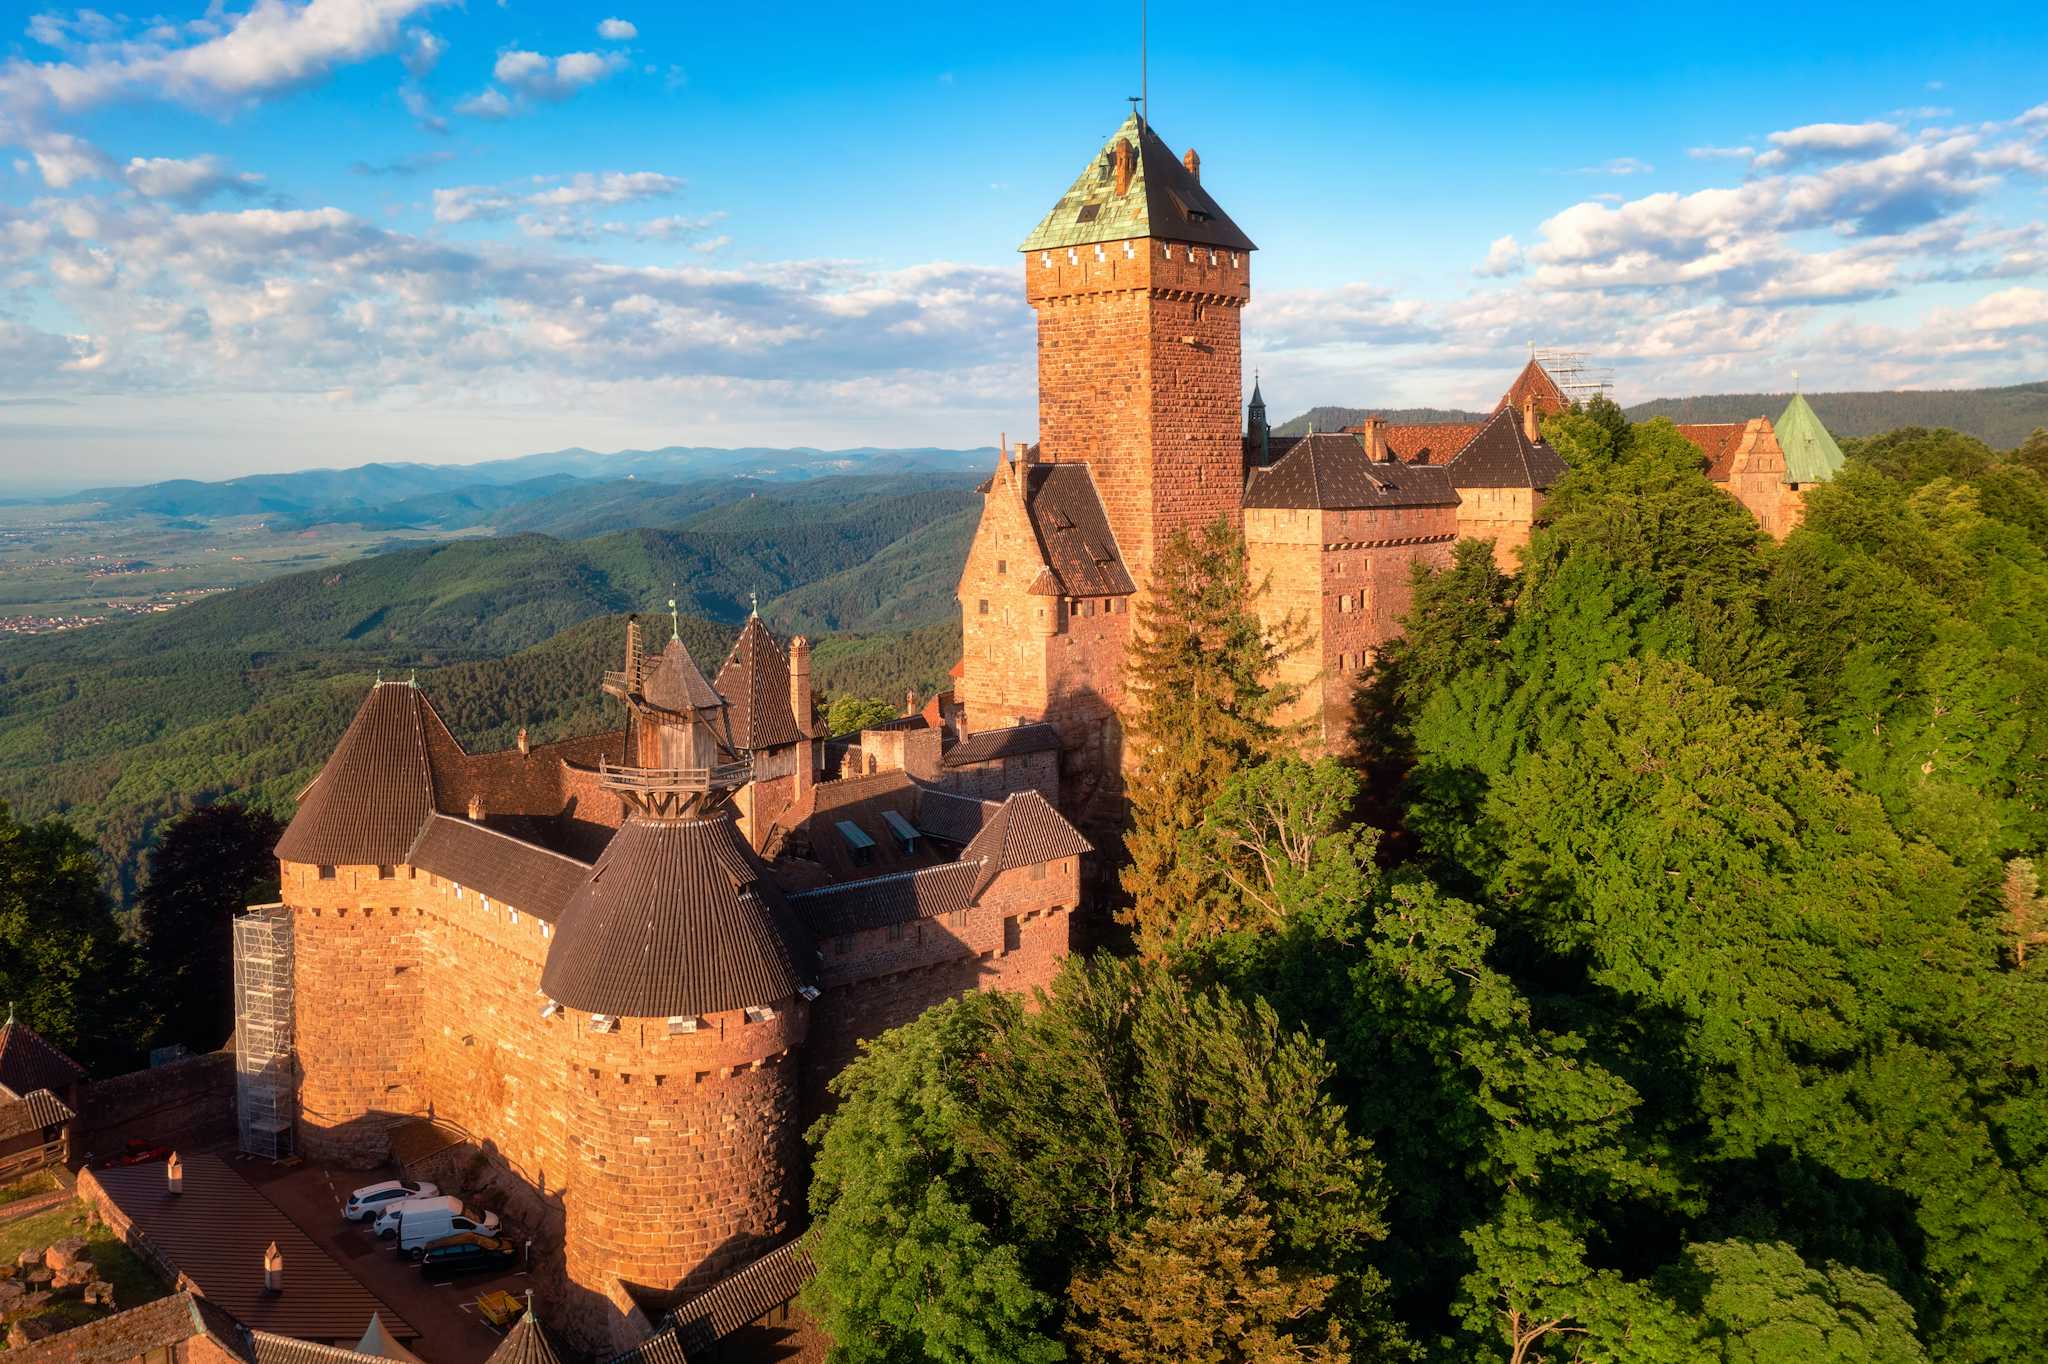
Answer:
1019;111;1254;253
1775;392;1846;485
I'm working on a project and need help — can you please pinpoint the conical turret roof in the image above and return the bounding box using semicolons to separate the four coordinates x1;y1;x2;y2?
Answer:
540;811;814;1018
483;1311;562;1364
715;616;804;750
1020;112;1255;253
276;682;448;867
641;635;724;715
1775;392;1846;484
1497;358;1569;417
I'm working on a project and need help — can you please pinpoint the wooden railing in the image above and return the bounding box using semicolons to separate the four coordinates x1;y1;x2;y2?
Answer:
596;758;752;794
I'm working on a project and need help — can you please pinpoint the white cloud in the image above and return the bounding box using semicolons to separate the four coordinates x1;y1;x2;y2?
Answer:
453;87;513;119
596;18;637;40
8;0;451;112
1475;234;1523;278
27;131;112;187
433;171;686;230
1576;156;1653;175
1688;145;1754;160
493;47;623;99
1753;120;1902;170
400;27;444;78
123;155;263;203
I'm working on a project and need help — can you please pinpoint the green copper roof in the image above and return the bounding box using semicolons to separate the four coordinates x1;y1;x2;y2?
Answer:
1019;112;1256;254
1775;392;1846;485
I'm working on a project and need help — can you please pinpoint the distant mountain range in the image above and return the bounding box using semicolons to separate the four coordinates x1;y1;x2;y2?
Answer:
12;445;997;526
1275;381;2048;451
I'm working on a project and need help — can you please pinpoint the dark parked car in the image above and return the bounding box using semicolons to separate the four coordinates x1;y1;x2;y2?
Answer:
414;1231;520;1275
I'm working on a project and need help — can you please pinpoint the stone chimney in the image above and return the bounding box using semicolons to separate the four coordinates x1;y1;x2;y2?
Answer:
1183;148;1200;183
263;1243;283;1295
467;794;484;822
1362;415;1389;463
516;727;529;757
1522;395;1540;443
903;689;919;718
166;1152;183;1195
1113;139;1133;196
789;636;813;736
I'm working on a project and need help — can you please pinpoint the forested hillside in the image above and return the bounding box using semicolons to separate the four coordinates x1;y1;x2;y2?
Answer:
1626;380;2048;448
0;477;978;897
803;412;2048;1364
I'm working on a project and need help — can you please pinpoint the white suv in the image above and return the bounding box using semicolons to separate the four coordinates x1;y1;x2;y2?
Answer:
343;1179;438;1222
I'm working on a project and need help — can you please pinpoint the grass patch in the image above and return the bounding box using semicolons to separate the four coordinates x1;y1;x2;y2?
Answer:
0;1172;58;1208
0;1200;169;1344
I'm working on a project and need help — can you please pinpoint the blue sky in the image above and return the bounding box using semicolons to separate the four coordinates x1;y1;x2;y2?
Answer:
0;0;2044;490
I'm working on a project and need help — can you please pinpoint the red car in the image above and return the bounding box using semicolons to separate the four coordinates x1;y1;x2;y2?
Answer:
96;1139;171;1168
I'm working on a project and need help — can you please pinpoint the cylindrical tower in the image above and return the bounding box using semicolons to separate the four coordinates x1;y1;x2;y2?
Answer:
540;672;815;1345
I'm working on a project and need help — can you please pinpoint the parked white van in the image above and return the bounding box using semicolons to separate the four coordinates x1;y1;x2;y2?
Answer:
372;1195;501;1253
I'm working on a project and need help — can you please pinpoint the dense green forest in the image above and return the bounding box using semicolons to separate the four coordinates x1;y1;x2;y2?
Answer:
803;413;2048;1363
0;475;976;897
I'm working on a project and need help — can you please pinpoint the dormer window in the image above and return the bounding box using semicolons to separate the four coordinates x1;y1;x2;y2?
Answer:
836;819;877;867
668;1016;702;1035
744;1005;778;1024
590;1014;619;1034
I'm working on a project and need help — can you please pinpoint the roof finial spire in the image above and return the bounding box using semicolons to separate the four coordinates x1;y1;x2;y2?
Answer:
667;596;679;641
1792;368;1802;394
749;590;759;618
407;670;416;688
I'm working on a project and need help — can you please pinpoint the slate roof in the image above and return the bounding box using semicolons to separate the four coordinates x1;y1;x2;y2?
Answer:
0;1020;87;1098
86;1155;417;1344
1498;358;1570;416
1776;393;1847;484
993;463;1135;598
944;722;1062;767
670;1237;817;1357
640;635;725;715
483;1313;563;1364
17;1291;247;1364
1376;421;1484;466
767;769;945;881
915;790;997;845
1243;433;1461;511
962;791;1093;886
603;1325;689;1364
0;1088;74;1141
1019;111;1255;254
540;812;814;1018
1446;404;1570;491
715;617;805;751
247;1335;377;1364
407;815;591;923
791;861;986;936
1677;422;1749;482
275;682;441;868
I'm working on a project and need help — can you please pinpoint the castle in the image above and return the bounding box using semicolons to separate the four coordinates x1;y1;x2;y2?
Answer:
259;613;1087;1352
243;109;1848;1364
952;112;1843;763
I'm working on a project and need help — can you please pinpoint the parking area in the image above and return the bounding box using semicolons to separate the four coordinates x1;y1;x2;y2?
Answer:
236;1159;536;1364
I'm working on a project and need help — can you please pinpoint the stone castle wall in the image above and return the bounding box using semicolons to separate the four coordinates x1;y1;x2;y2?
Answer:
1026;239;1250;587
1454;487;1543;572
1248;504;1459;752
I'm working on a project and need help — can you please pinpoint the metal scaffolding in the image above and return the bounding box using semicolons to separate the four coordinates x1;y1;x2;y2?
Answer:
1533;348;1616;405
233;905;297;1160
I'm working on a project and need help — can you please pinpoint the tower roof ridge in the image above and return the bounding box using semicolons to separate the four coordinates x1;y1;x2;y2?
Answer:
1019;111;1255;254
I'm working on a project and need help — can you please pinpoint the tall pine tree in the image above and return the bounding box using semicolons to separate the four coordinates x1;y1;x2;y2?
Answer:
1119;519;1302;957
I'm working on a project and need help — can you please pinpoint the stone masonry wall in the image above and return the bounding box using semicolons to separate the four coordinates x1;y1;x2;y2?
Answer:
1026;239;1250;589
70;1050;236;1166
1454;487;1541;572
1248;505;1458;752
283;861;425;1165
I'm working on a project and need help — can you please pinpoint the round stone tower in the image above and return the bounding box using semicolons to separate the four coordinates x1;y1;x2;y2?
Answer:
541;631;816;1348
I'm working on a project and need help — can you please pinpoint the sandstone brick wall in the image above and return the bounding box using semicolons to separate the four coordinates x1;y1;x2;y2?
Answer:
1451;488;1541;572
1026;239;1249;587
1716;419;1798;541
70;1050;236;1166
941;750;1059;803
1248;505;1458;752
283;861;425;1165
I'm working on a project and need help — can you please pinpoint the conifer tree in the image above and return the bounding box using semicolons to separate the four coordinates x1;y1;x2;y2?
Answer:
1068;1153;1348;1364
2002;857;2047;968
1120;519;1302;957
